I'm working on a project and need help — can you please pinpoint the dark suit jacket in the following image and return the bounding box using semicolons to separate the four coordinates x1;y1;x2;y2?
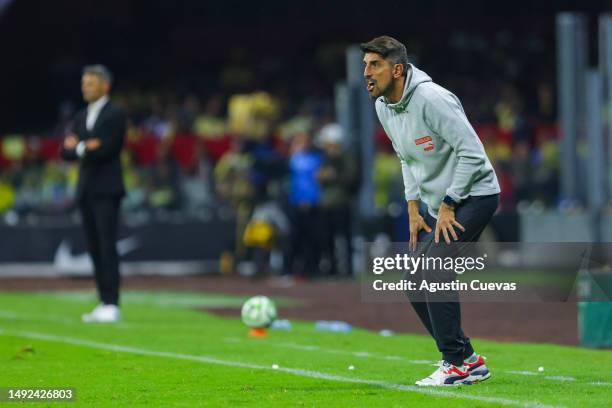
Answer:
61;100;127;199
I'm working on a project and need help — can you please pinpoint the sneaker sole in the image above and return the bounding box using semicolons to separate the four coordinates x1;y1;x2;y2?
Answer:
466;370;491;384
416;382;466;387
416;376;472;387
82;316;120;323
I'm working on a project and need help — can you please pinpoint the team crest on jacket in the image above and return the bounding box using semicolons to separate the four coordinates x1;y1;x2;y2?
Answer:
415;136;435;152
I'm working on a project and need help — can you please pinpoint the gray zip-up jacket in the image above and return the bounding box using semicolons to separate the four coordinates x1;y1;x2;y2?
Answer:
375;64;500;218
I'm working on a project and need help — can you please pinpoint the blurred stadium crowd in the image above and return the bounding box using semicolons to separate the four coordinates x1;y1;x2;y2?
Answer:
0;14;565;275
0;84;560;222
0;88;560;216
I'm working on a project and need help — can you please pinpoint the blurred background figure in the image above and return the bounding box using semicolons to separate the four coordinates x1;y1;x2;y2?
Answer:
60;65;127;323
243;199;290;278
148;141;181;213
214;138;254;269
316;123;358;276
282;132;322;282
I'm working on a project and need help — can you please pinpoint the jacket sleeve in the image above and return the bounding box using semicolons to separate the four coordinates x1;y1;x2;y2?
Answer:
400;159;420;201
422;89;486;203
83;109;127;163
60;145;78;161
60;113;81;162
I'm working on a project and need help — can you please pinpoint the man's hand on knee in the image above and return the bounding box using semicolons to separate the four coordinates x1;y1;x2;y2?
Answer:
435;203;465;244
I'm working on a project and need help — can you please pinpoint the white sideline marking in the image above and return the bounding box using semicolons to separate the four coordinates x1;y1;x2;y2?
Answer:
226;337;608;387
589;381;612;386
0;309;137;329
225;337;435;366
507;371;538;376
544;376;576;382
0;309;608;390
409;359;434;364
508;372;580;383
0;310;79;325
0;328;557;408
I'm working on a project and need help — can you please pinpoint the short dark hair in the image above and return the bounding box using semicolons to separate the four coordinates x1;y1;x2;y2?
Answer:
360;36;409;76
82;64;113;85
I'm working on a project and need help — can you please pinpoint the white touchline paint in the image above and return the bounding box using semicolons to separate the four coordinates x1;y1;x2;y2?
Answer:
0;328;558;408
0;309;82;325
507;372;581;383
0;309;608;390
589;381;612;386
544;376;576;382
224;337;610;386
225;336;436;365
407;359;433;364
0;309;138;329
507;370;538;376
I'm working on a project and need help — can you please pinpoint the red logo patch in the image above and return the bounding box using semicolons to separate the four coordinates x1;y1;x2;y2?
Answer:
415;136;433;145
424;144;435;152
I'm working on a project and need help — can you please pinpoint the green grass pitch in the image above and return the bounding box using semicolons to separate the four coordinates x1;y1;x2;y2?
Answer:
1;290;611;407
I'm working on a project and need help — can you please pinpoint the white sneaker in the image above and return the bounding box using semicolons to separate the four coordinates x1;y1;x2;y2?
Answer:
416;361;470;386
82;304;120;323
464;354;491;384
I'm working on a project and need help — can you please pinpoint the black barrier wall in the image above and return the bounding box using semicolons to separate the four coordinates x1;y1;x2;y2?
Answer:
0;219;235;264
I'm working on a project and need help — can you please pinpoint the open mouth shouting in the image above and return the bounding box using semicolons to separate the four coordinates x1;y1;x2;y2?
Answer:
366;79;376;93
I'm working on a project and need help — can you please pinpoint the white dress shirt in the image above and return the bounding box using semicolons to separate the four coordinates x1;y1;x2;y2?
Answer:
86;95;109;131
77;95;109;158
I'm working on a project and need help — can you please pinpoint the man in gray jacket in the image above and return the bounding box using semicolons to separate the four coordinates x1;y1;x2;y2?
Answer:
362;36;500;386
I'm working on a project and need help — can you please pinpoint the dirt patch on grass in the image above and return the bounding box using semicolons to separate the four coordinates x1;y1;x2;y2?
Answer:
0;274;578;345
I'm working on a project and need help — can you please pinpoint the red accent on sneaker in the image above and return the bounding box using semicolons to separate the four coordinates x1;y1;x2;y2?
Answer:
444;364;468;376
465;355;485;371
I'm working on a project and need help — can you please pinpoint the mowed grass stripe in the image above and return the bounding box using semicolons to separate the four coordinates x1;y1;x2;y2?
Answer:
0;308;607;388
0;329;557;408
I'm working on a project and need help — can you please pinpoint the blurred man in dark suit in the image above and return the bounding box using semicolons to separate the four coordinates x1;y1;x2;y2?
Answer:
61;65;127;322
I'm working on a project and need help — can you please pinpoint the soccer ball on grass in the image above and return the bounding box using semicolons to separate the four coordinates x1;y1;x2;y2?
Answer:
241;296;277;328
